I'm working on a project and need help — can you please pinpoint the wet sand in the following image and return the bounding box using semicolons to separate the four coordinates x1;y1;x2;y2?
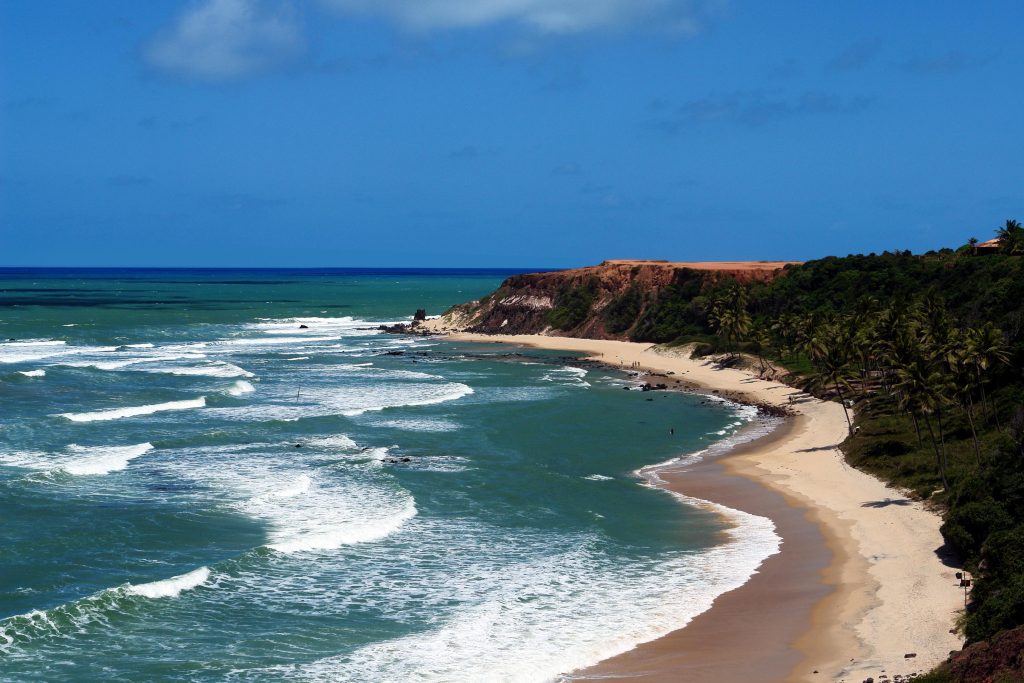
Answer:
573;417;852;682
441;333;962;682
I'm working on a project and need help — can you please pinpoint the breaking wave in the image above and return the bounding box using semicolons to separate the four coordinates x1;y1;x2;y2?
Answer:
60;397;206;422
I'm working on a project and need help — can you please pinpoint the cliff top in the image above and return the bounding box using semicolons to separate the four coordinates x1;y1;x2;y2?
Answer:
597;259;802;271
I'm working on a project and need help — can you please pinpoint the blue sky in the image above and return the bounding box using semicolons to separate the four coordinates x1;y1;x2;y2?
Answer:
1;1;1022;267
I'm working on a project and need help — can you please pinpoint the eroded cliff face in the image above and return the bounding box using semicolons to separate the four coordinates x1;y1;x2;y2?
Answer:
427;260;798;339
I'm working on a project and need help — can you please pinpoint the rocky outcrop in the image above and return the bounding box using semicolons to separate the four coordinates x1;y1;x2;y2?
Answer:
426;259;798;339
934;625;1024;682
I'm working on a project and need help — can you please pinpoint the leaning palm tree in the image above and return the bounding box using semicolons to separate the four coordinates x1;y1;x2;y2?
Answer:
802;326;856;436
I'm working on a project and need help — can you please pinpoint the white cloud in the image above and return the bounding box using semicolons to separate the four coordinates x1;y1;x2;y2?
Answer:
145;0;303;81
319;0;710;35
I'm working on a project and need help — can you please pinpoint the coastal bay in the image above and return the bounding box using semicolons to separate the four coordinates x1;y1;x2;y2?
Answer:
442;332;964;682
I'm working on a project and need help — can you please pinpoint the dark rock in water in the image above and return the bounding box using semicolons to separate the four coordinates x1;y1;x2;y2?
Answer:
294;444;302;448
413;308;427;321
299;324;309;329
623;386;630;390
645;398;654;401
401;457;411;462
385;351;404;356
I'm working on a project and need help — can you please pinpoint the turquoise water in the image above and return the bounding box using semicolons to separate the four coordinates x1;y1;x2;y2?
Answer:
0;270;777;682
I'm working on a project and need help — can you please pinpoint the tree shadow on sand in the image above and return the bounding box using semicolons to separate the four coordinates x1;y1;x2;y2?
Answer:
861;498;913;508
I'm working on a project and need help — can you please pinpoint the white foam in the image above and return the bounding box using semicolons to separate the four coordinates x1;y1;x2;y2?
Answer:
541;366;592;387
341;384;474;417
223;335;341;346
195;461;420;554
139;361;253;378
0;340;68;363
18;369;45;377
284;501;778;682
227;380;255;396
0;566;211;650
0;442;154;476
124;567;210;599
305;435;358;450
248;316;398;339
208;383;473;422
371;418;462;432
583;474;614;481
60;397;206;422
62;443;154;475
266;494;417;554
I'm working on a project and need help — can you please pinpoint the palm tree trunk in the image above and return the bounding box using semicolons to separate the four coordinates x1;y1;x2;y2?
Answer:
978;368;991;422
834;382;854;436
923;413;949;490
966;397;981;466
910;411;923;448
937;407;950;476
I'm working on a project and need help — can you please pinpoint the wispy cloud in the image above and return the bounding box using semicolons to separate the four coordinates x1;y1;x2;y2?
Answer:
4;96;54;112
656;90;871;131
318;0;717;35
897;50;996;75
144;0;303;81
449;145;480;160
827;39;881;72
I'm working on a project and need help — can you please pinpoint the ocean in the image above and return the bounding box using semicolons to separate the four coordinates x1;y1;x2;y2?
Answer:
0;269;778;682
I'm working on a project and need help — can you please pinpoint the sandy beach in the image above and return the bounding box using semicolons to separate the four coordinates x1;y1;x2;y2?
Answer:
443;332;964;682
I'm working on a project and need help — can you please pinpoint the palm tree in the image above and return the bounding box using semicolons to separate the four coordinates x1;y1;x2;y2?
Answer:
996;219;1024;255
896;355;953;489
968;237;979;256
948;332;983;465
802;324;856;436
970;323;1010;425
708;285;751;353
750;328;774;378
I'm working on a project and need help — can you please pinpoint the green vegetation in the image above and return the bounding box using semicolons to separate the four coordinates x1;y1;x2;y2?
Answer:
603;285;644;334
997;219;1024;255
623;221;1024;652
545;278;598;330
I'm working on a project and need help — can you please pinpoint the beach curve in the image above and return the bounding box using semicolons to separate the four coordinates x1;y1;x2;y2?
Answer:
443;332;964;682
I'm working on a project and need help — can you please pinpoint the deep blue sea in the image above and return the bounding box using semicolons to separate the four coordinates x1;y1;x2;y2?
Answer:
0;269;777;682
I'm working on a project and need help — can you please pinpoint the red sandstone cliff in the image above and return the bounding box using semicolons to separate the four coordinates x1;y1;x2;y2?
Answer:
427;260;799;339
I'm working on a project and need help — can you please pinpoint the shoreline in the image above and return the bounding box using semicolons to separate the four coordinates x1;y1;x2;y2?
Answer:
442;332;963;681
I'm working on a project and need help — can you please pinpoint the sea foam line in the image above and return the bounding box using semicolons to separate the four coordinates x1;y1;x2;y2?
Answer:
0;567;211;652
341;384;474;417
59;397;206;422
270;501;778;683
0;443;154;476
